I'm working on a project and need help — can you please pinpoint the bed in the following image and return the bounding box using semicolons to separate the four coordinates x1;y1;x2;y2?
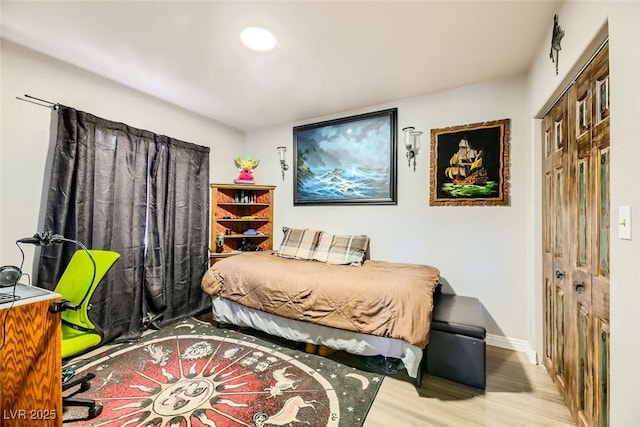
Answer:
200;236;441;379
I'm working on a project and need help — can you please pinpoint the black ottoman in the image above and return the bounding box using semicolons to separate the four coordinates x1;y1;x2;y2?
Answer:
422;293;486;389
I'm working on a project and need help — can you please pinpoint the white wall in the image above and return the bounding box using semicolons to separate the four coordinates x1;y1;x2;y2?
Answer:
0;40;244;273
526;0;610;371
607;3;640;425
526;1;640;425
245;75;533;346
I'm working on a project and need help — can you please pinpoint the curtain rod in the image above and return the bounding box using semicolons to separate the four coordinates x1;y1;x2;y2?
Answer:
16;94;58;109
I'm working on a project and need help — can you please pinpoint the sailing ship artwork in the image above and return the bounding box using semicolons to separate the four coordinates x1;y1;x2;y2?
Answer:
445;138;489;186
430;119;510;206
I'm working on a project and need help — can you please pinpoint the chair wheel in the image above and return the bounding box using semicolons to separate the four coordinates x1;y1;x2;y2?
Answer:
78;381;91;393
87;404;103;420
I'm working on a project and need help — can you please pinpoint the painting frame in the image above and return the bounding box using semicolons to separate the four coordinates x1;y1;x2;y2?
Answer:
293;108;397;206
429;118;510;206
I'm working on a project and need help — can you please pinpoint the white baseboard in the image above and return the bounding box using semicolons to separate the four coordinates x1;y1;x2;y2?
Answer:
486;333;538;365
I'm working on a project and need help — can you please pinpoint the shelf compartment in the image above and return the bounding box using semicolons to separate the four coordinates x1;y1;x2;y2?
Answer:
217;203;270;207
222;234;269;239
217;218;269;222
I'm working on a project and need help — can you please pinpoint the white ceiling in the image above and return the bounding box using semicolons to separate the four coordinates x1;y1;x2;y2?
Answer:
1;1;560;131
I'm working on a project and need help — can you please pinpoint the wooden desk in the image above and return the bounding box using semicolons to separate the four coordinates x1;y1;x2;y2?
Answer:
0;285;62;427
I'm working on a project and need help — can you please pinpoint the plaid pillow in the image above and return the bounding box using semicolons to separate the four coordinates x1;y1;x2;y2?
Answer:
312;232;370;266
275;227;321;260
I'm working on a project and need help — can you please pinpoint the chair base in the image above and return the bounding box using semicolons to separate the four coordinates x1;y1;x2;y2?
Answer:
62;397;103;422
62;372;102;422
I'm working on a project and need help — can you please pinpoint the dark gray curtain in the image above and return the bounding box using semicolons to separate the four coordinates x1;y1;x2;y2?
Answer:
38;105;210;343
144;136;211;327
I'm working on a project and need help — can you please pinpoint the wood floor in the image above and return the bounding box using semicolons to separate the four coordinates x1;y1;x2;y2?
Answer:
364;345;576;427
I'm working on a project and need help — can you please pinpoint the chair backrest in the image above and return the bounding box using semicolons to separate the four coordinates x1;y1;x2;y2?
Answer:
54;249;120;330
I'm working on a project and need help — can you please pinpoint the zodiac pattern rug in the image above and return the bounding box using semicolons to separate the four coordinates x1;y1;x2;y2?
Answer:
62;317;383;426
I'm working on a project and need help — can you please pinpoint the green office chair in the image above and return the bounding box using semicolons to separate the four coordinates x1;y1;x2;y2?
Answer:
54;249;120;420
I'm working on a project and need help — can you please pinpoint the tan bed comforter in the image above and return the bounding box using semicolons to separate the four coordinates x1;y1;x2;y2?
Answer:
201;251;440;348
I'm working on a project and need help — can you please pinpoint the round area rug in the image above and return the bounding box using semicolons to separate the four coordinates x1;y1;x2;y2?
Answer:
63;318;382;426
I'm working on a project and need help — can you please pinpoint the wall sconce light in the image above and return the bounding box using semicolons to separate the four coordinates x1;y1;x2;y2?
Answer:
402;127;422;171
277;146;289;180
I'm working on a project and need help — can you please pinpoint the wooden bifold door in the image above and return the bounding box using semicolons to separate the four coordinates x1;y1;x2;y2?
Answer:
542;43;609;427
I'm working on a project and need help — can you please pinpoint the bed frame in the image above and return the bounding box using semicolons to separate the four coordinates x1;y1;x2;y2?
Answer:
209;297;424;380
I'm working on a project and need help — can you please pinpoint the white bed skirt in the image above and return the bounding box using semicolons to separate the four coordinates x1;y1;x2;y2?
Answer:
210;296;423;378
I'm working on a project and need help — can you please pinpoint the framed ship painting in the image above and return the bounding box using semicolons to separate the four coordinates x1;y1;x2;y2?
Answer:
429;118;510;206
293;108;397;205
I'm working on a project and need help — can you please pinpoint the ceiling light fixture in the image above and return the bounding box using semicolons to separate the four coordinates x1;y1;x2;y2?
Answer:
240;27;276;52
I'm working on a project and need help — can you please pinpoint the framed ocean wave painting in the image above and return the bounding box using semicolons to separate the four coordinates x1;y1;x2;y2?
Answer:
293;108;397;205
429;118;511;206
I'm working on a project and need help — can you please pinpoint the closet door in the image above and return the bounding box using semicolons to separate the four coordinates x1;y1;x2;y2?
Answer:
568;57;594;425
542;42;609;427
542;92;569;397
569;44;610;427
589;44;610;427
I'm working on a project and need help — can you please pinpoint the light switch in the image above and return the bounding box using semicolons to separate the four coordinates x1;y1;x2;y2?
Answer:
619;205;632;240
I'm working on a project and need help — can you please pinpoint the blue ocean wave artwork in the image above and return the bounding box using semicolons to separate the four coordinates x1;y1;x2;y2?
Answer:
298;165;390;200
295;114;393;202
